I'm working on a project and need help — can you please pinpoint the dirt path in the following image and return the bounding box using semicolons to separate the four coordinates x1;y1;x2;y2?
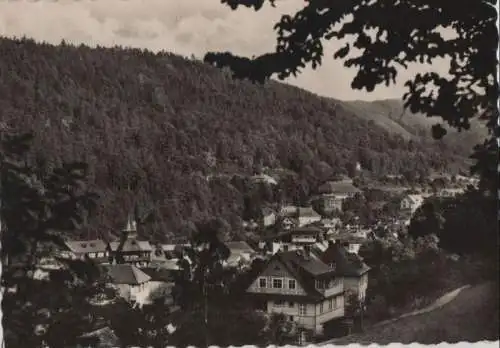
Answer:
374;285;471;326
319;284;471;346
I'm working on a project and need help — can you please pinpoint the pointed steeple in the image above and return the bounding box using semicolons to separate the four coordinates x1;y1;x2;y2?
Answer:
122;214;138;239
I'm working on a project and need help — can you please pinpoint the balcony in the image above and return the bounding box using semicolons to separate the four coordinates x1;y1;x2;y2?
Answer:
316;278;343;297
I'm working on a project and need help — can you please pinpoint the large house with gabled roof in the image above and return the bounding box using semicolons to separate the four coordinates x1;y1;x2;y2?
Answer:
246;249;345;343
60;239;110;263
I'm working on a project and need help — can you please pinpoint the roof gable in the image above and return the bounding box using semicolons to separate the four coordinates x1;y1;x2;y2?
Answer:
320;243;370;277
104;264;151;285
109;239;152;252
65;239;107;254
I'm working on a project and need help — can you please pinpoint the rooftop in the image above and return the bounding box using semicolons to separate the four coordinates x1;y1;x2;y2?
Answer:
269;250;337;300
318;181;362;195
65;239;108;254
320;242;370;277
103;264;151;285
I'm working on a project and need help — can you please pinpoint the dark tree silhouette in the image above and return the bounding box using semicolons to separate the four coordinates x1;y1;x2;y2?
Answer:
171;219;231;346
1;131;115;347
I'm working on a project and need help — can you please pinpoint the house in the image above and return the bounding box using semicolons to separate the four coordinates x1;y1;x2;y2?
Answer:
259;227;323;255
109;218;153;267
289;227;324;246
225;241;257;269
295;207;322;227
103;264;155;306
308;218;342;236
60;239;109;263
247;250;345;344
400;194;424;214
316;180;362;213
251;174;278;186
328;233;366;255
261;207;277;227
438;188;464;197
140;267;177;309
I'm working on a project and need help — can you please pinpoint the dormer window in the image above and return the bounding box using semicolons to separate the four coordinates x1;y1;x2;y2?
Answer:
329;263;336;271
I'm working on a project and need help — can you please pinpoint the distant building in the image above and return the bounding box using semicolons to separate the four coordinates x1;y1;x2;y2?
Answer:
400;194;424;214
247;250;345;344
259;227;324;254
109;217;153;267
225;241;257;269
316;180;362;213
103;264;172;307
261;207;277;227
251;174;278;186
328;234;366;255
438;188;464;197
60;239;109;263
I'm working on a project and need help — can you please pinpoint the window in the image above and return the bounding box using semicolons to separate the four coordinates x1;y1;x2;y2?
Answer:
274;300;285;307
333;296;339;309
328;298;333;310
299;304;307;315
316;280;327;289
259;278;267;288
288;279;296;290
288;301;294;308
319;303;324;314
272;278;283;289
289;315;294;322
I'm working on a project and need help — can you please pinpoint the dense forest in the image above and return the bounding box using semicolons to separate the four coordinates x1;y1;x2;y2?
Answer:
0;37;471;242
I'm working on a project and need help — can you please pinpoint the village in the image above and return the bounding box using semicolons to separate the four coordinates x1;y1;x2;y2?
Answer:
26;171;479;346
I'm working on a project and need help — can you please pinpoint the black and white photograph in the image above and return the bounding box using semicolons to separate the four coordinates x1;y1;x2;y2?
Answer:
0;0;498;347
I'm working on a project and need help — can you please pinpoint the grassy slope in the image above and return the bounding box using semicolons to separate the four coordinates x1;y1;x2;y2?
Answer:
330;282;499;344
342;98;487;154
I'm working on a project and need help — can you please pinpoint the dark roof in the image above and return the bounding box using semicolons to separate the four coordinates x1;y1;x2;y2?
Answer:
109;239;152;252
296;207;321;218
318;181;361;195
334;234;367;244
141;267;176;282
65;239;107;254
103;264;151;285
269;250;337;300
290;227;323;235
225;241;255;253
320;243;370;277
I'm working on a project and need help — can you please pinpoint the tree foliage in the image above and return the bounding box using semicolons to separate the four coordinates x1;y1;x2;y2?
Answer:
409;192;498;257
1;132;116;347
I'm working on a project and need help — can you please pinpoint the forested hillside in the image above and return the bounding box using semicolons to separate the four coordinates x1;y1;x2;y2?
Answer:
0;37;471;241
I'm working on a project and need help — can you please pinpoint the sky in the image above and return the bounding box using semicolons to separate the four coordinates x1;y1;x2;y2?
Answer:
0;0;448;101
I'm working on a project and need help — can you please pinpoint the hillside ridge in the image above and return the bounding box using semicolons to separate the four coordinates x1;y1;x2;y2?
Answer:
0;37;478;240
